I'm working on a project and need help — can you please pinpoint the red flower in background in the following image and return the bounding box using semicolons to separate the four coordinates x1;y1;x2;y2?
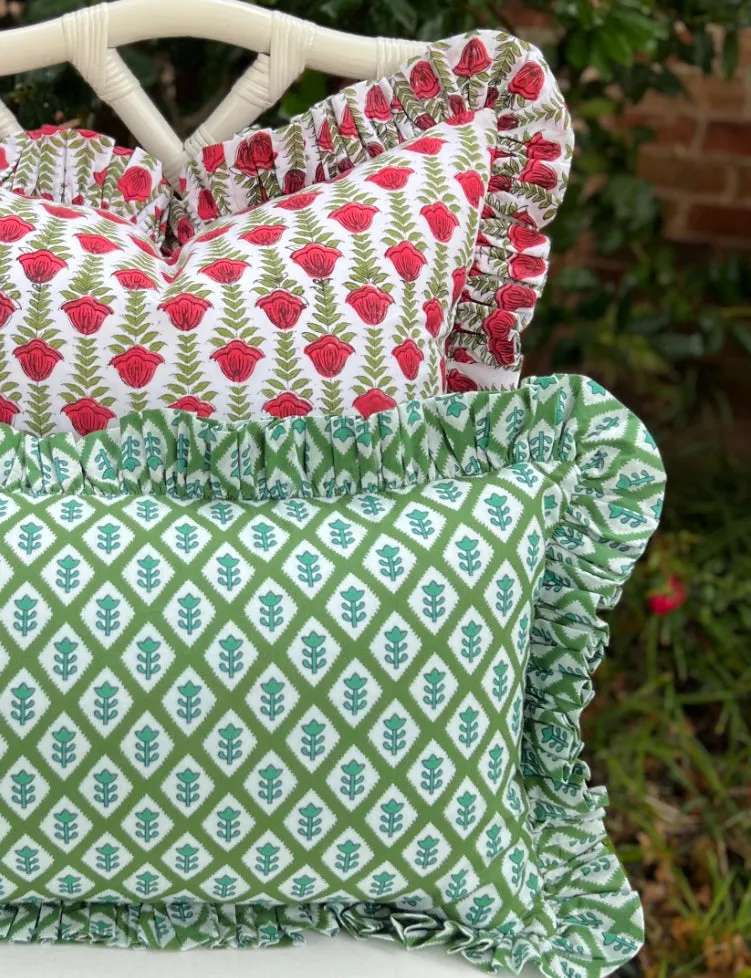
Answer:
113;268;158;290
0;147;8;170
62;397;115;435
454;37;492;77
648;576;686;615
447;369;478;393
283;169;306;195
366;142;384;158
338;106;358;138
75;233;121;255
304;335;355;377
61;296;114;335
275;191;320;211
235;131;276;175
240;224;286;246
117;166;153;202
110;346;164;388
200;258;248;283
352;388;396;418
0;291;16;328
406;136;445;156
485;86;499;109
392;339;424;380
409;61;440;100
345;285;393;325
210;339;265;382
129;235;159;258
194;225;230;244
509;254;546;280
42;203;81;219
197;188;220;222
454;170;485;208
509;224;547;251
447;95;474;125
366;167;413;191
385;241;426;282
420;202;459;242
519;160;558;190
256;290;306;330
329;202;378;234
497;114;518;131
365;85;392;122
202;143;226;173
482;310;516;365
508;63;545;101
93;169;108;186
13;338;63;381
414;113;436;131
18;250;67;284
526;132;562;161
0;394;19;426
159;294;211;331
423;298;444;338
495;283;536;310
0;216;34;242
452;267;467;303
177;217;195;244
168;395;216;418
263;392;313;418
318;119;334;152
291;243;342;279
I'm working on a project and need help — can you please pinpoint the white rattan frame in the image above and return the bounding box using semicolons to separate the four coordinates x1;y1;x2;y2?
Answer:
0;0;425;186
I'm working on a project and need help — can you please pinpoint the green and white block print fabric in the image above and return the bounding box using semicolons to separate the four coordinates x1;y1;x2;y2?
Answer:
0;375;664;977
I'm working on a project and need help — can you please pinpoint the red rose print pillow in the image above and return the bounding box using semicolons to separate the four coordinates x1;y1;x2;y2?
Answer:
0;114;495;435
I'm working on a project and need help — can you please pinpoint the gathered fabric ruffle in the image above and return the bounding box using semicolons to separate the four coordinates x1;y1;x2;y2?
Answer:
0;375;664;976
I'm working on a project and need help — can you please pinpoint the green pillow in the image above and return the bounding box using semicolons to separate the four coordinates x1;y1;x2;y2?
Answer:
0;375;664;977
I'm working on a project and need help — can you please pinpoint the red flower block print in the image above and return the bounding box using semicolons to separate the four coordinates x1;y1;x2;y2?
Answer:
114;268;158;291
110;346;165;388
304;335;355;378
406;136;446;156
526;132;562;161
202;142;226;173
329;202;379;234
338;106;358;139
345;285;393;325
43;204;81;220
385;242;427;282
509;254;546;280
169;396;216;418
423;298;444;338
0;216;34;243
509;224;547;251
353;389;397;418
453;38;492;77
197;188;221;222
409;61;440;100
508;63;545;101
275;191;320;211
18;250;67;284
365;85;392;122
159;294;212;331
200;259;249;284
210;339;265;382
420;202;459;242
0;291;16;329
454;171;485;208
13;338;63;381
75;233;122;255
61;296;114;335
482;310;517;365
648;575;687;615
256;290;306;330
62;398;116;435
366;167;413;191
447;369;478;393
392;339;424;380
240;225;286;246
452;268;467;303
0;394;19;426
519;160;558;190
284;169;306;195
263;393;313;418
291;243;342;279
495;284;537;311
117;166;153;203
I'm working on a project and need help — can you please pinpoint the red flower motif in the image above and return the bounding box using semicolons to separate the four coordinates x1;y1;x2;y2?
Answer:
177;217;195;243
283;169;306;195
497;114;519;131
200;258;248;283
210;339;265;382
129;235;159;258
113;146;134;158
447;369;478;393
62;397;116;435
648;575;686;615
61;296;114;335
495;283;537;310
240;224;286;246
385;241;427;282
13;338;64;381
509;224;547;251
367;142;384;158
256;290;306;330
392;339;424;380
195;225;231;243
366;167;413;191
18;250;67;284
454;37;492;77
329;202;379;234
197;188;221;222
485;86;499;109
415;113;436;131
117;166;153;203
0;216;34;243
526;132;562;161
315;163;326;183
263;392;313;418
508;62;545;101
96;209;129;225
338;106;358;138
345;285;394;325
405;136;446;155
71;195;84;206
304;335;355;378
509;254;546;280
454;170;485;208
234;131;276;175
318;119;334;152
0;394;19;427
0;291;16;329
447;94;474;125
423;298;444;338
365;85;392;122
409;61;440;100
168;395;216;418
489;174;513;194
452;267;467;303
291;243;342;279
519;160;557;190
275;191;320;211
113;268;158;290
420;202;460;242
42;203;81;219
452;347;475;364
352;388;397;418
110;346;165;388
75;233;121;255
202;142;226;173
159;294;212;331
0;147;8;170
482;310;517;365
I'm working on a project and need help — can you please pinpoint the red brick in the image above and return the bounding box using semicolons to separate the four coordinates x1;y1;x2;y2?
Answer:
703;121;751;156
620;111;698;149
637;149;730;195
681;73;748;114
686;203;751;241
